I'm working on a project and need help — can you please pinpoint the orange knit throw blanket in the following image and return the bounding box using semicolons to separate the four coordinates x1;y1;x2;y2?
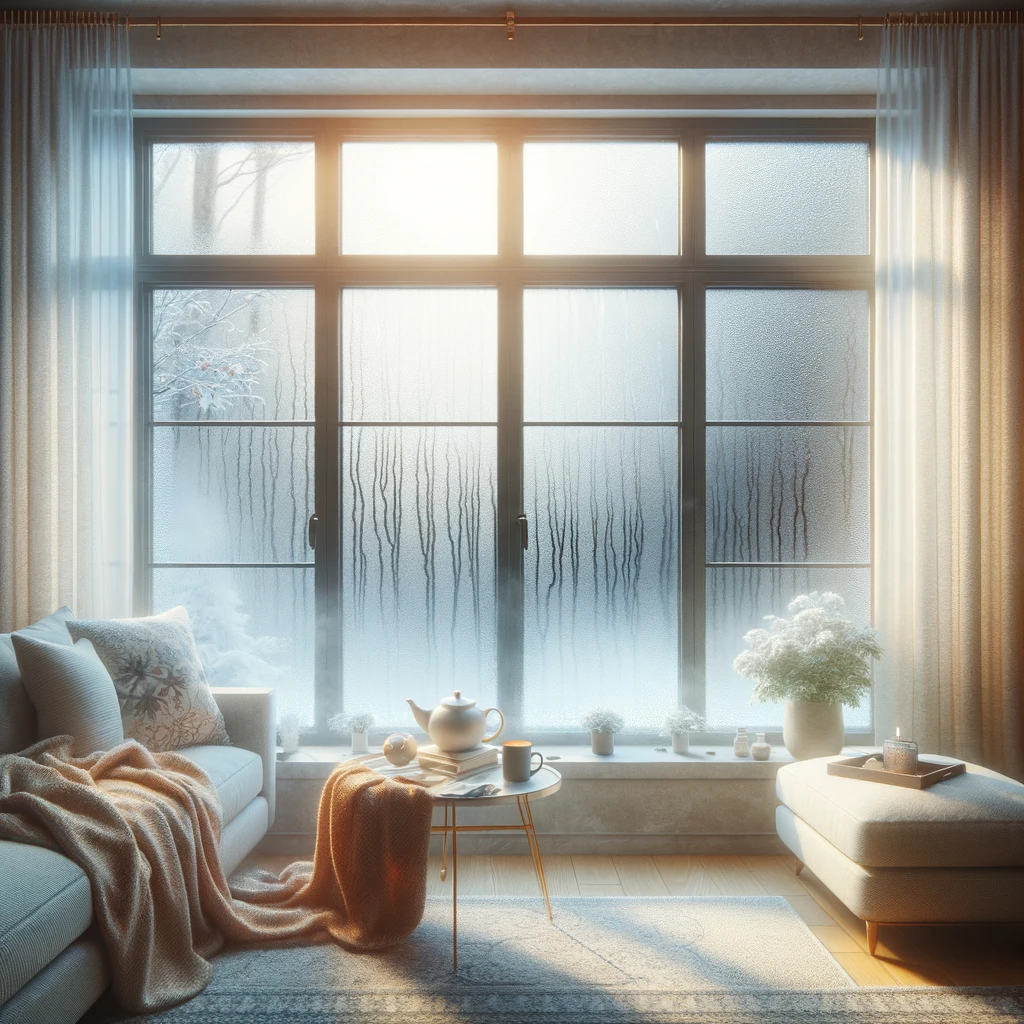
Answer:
0;737;434;1013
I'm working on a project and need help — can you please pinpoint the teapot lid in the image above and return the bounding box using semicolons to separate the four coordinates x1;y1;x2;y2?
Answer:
440;689;476;708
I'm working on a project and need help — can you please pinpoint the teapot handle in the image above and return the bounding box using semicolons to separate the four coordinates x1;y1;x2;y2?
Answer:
482;708;505;745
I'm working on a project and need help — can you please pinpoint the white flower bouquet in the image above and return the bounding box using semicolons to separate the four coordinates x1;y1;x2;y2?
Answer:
328;710;375;734
580;707;625;735
662;707;705;737
734;592;882;707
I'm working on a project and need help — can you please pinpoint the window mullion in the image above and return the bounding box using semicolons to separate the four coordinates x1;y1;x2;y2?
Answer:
496;279;525;734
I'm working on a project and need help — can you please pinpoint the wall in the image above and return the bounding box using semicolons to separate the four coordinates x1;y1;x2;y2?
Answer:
265;747;791;856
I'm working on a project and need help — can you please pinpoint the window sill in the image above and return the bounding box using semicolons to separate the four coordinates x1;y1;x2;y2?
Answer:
275;743;876;781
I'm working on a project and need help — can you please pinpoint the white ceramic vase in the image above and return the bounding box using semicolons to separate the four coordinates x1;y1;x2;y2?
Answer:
591;730;614;755
782;701;844;760
351;730;369;755
671;732;689;755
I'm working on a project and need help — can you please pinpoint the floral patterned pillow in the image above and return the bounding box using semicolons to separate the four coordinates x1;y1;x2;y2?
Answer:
66;607;229;752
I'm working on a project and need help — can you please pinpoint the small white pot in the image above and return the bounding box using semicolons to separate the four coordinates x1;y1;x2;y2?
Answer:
590;730;615;755
782;701;844;760
671;732;689;755
351;730;369;755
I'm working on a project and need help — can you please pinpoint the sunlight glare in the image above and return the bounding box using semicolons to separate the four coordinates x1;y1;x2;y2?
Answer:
342;141;498;255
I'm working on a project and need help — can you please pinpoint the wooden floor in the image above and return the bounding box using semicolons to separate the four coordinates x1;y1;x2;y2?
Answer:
239;853;1024;988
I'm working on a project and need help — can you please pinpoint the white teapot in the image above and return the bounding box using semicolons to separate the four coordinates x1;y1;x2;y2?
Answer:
406;691;504;753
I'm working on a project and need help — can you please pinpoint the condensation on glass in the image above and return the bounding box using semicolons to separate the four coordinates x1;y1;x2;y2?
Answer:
151;289;315;422
342;289;497;422
705;284;871;731
151;142;315;255
523;142;679;256
523;427;679;730
340;289;498;725
149;289;315;722
522;284;680;730
705;567;871;730
706;426;870;564
524;289;679;422
153;567;316;724
706;290;870;422
341;142;498;255
153;426;313;564
704;141;870;256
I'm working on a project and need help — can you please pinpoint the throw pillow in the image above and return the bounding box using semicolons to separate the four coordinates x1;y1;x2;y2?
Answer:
66;607;230;752
1;607;76;756
12;635;124;757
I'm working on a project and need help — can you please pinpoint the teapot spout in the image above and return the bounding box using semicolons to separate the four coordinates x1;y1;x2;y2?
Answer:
406;698;431;733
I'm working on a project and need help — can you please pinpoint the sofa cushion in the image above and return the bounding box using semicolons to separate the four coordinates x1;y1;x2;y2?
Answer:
175;744;263;827
67;607;229;752
0;841;93;1004
12;636;124;757
0;607;75;756
776;755;1024;868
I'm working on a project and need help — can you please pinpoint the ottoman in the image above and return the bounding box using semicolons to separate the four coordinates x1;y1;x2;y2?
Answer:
775;755;1024;955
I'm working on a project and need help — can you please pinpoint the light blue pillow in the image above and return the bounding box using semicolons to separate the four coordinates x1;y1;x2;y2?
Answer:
12;634;124;757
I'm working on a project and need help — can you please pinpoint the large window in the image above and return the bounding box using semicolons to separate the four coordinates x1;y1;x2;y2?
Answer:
136;121;872;741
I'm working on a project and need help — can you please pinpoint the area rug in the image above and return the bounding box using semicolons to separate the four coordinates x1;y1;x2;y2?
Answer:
89;897;1024;1023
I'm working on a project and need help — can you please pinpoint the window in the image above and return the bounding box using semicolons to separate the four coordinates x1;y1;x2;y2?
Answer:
137;122;872;741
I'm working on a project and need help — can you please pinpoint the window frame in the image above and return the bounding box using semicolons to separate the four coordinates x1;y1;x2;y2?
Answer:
134;116;875;746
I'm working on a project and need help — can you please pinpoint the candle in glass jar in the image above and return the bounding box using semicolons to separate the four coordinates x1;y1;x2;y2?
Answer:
883;727;919;774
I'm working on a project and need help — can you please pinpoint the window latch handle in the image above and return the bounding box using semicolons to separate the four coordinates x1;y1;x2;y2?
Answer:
517;513;529;551
308;513;319;551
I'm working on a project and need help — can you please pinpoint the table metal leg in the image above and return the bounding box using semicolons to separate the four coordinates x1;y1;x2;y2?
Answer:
440;804;449;881
451;802;458;970
518;795;553;922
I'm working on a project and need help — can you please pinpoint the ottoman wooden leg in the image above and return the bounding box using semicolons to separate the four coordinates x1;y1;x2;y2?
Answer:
793;856;804;876
865;922;878;956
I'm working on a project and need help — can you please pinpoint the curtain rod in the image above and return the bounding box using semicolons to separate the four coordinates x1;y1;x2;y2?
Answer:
125;13;883;34
123;10;1022;40
4;9;1019;38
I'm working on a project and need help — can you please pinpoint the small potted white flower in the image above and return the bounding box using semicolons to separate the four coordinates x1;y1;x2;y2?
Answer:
329;710;375;754
581;707;625;756
662;706;705;755
733;592;881;760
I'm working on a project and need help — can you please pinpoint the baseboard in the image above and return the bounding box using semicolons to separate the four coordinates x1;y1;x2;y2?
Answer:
257;831;787;857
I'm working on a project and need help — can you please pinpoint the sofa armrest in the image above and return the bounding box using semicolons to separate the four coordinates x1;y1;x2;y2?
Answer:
211;687;276;828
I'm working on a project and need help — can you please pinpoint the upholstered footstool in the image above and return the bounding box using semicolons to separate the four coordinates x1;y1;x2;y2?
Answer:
775;755;1024;955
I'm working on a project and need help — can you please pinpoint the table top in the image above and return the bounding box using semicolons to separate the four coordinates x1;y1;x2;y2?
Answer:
430;764;562;806
348;753;562;807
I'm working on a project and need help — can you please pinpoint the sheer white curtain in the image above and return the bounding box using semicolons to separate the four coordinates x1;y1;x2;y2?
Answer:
0;13;134;631
875;16;1024;779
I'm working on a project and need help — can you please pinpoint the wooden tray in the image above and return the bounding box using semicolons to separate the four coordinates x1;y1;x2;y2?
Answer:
827;754;966;789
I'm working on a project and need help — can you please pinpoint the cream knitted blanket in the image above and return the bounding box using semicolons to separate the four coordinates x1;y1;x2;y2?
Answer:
0;737;434;1013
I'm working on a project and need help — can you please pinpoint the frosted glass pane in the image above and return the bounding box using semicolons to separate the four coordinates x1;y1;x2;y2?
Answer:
705;142;869;255
153;426;313;564
152;289;314;422
524;427;678;730
706;566;871;730
152;142;315;255
706;290;869;422
153;567;315;725
342;427;497;727
341;142;497;255
707;426;869;563
342;289;497;422
524;289;678;422
524;142;679;255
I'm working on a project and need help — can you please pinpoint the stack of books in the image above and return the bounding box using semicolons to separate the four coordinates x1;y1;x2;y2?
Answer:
417;744;498;778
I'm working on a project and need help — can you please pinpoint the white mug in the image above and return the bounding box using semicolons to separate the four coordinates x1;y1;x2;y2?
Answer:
502;740;543;783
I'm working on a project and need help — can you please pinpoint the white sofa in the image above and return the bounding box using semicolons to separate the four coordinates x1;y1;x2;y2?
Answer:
0;610;276;1024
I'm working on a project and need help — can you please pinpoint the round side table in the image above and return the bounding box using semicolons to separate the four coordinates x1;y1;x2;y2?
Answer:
431;764;562;969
